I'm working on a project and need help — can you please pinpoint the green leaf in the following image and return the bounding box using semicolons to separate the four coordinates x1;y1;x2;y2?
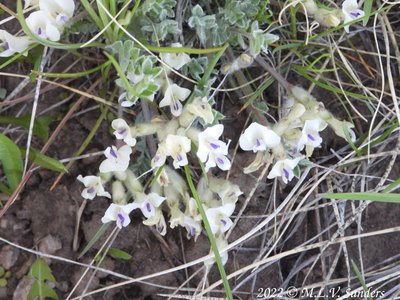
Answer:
107;248;132;260
363;0;373;26
28;258;56;282
0;115;53;142
19;148;67;173
320;192;400;203
28;281;58;300
351;260;373;300
0;278;7;288
0;134;23;191
79;223;111;259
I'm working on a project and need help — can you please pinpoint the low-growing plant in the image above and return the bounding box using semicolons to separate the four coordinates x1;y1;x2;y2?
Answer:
0;0;398;298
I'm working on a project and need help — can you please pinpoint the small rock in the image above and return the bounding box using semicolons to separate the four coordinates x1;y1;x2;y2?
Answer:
0;246;20;269
38;235;62;255
13;277;34;300
56;281;69;293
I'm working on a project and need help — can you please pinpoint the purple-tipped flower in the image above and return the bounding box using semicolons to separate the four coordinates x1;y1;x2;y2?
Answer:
342;0;365;33
205;203;235;235
159;84;191;117
112;118;137;147
99;145;132;173
197;124;231;172
239;122;281;153
267;157;303;184
101;203;137;229
297;119;327;157
77;175;111;200
0;30;31;57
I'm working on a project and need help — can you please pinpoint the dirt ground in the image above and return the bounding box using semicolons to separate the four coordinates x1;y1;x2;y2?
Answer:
1;1;400;300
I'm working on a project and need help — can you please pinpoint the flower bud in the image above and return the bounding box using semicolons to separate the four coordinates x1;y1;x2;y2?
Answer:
112;181;127;205
237;53;254;69
303;0;319;15
315;8;341;27
124;170;143;194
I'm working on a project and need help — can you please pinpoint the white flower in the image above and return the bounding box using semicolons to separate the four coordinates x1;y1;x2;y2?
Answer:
267;157;303;184
164;134;191;169
77;175;111;200
133;193;167;219
205;203;235;235
111;118;136;147
99;145;132;173
342;0;365;33
197;124;231;172
0;30;30;57
169;206;201;240
187;97;214;124
39;0;75;25
26;11;61;41
239;122;281;152
160;43;191;70
101;203;136;229
118;92;134;108
159;84;191;117
297;119;327;156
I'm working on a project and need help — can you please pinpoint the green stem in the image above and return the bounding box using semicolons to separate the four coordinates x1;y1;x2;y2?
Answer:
184;165;233;300
96;0;114;41
144;43;228;55
32;60;112;78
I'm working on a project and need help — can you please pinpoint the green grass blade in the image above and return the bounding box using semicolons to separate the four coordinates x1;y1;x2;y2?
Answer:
351;260;373;300
32;60;112;78
363;0;373;26
0;134;23;191
320;192;400;203
79;223;111;259
184;165;233;300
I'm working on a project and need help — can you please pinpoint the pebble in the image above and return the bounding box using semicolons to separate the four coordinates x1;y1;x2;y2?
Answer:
0;245;20;269
38;235;62;255
13;277;34;300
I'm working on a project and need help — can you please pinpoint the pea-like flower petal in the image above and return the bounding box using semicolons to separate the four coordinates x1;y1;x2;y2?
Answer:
160;43;191;70
164;135;191;169
101;203;137;229
159;84;191;117
342;0;365;33
77;175;111;200
205;203;235;235
26;11;61;41
99;145;132;173
197;124;231;172
239;122;281;152
0;30;31;57
111;118;137;147
267;157;303;184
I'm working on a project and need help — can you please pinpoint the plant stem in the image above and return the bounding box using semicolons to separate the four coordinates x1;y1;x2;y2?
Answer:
184;165;233;300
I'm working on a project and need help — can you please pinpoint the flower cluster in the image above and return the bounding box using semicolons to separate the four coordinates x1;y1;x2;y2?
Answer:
238;86;355;183
76;43;356;268
0;0;75;57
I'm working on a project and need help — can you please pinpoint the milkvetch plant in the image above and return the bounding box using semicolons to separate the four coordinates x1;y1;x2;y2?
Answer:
1;0;382;299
